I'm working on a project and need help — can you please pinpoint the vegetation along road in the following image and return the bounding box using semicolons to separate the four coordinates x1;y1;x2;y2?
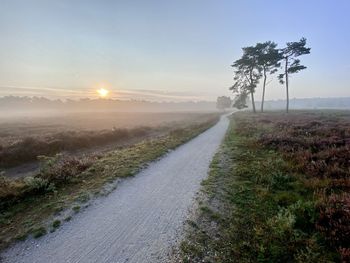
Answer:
180;111;350;262
1;114;230;263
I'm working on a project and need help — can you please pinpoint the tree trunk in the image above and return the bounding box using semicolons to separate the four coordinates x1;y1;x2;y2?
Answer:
249;70;256;113
285;58;289;113
250;91;256;113
261;69;267;112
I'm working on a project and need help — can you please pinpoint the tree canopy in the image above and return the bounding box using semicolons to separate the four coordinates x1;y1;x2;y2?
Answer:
278;38;311;113
230;38;310;113
256;41;281;112
231;46;262;113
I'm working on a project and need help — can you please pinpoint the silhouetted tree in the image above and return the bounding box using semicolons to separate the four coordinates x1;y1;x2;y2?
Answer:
256;41;281;112
216;96;232;112
278;38;311;113
231;46;262;113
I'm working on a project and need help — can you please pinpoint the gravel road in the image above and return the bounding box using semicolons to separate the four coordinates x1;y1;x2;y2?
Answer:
1;114;230;263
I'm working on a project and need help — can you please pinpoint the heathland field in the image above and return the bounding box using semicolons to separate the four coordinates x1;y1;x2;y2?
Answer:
181;111;350;263
0;112;215;169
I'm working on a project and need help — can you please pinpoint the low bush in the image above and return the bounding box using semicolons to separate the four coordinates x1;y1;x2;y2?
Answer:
24;177;55;194
269;171;295;191
289;200;317;233
52;220;61;229
38;154;97;184
31;226;47;238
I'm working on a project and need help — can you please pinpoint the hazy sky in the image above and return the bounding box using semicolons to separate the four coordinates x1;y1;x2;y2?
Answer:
0;0;349;101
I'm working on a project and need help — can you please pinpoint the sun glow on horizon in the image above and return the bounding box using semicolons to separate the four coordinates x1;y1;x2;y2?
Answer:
97;88;110;98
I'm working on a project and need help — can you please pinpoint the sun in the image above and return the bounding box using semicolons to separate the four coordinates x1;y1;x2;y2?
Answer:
97;88;109;98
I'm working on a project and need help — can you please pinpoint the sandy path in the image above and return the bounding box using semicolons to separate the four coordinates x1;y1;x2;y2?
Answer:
1;115;230;263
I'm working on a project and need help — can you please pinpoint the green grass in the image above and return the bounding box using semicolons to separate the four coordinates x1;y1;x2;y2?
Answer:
31;227;47;239
0;116;219;252
52;220;61;229
180;113;341;263
64;216;72;222
72;206;81;213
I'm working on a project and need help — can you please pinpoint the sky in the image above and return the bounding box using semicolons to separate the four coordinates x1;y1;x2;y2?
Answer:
0;0;349;102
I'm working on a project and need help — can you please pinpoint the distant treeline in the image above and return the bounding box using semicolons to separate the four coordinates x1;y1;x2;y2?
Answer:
1;96;349;114
0;96;216;113
257;97;350;110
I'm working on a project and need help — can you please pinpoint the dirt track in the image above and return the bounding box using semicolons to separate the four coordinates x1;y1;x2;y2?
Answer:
1;114;230;263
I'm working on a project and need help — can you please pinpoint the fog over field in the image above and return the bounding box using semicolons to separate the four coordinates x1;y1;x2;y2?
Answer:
0;112;217;146
0;96;217;118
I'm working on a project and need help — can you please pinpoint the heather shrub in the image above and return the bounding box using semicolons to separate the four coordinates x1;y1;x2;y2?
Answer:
330;178;350;192
0;176;26;205
316;193;350;249
38;154;96;184
339;248;350;263
0;175;14;199
0;137;49;167
130;126;150;137
0;176;54;210
169;128;186;137
23;177;55;194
